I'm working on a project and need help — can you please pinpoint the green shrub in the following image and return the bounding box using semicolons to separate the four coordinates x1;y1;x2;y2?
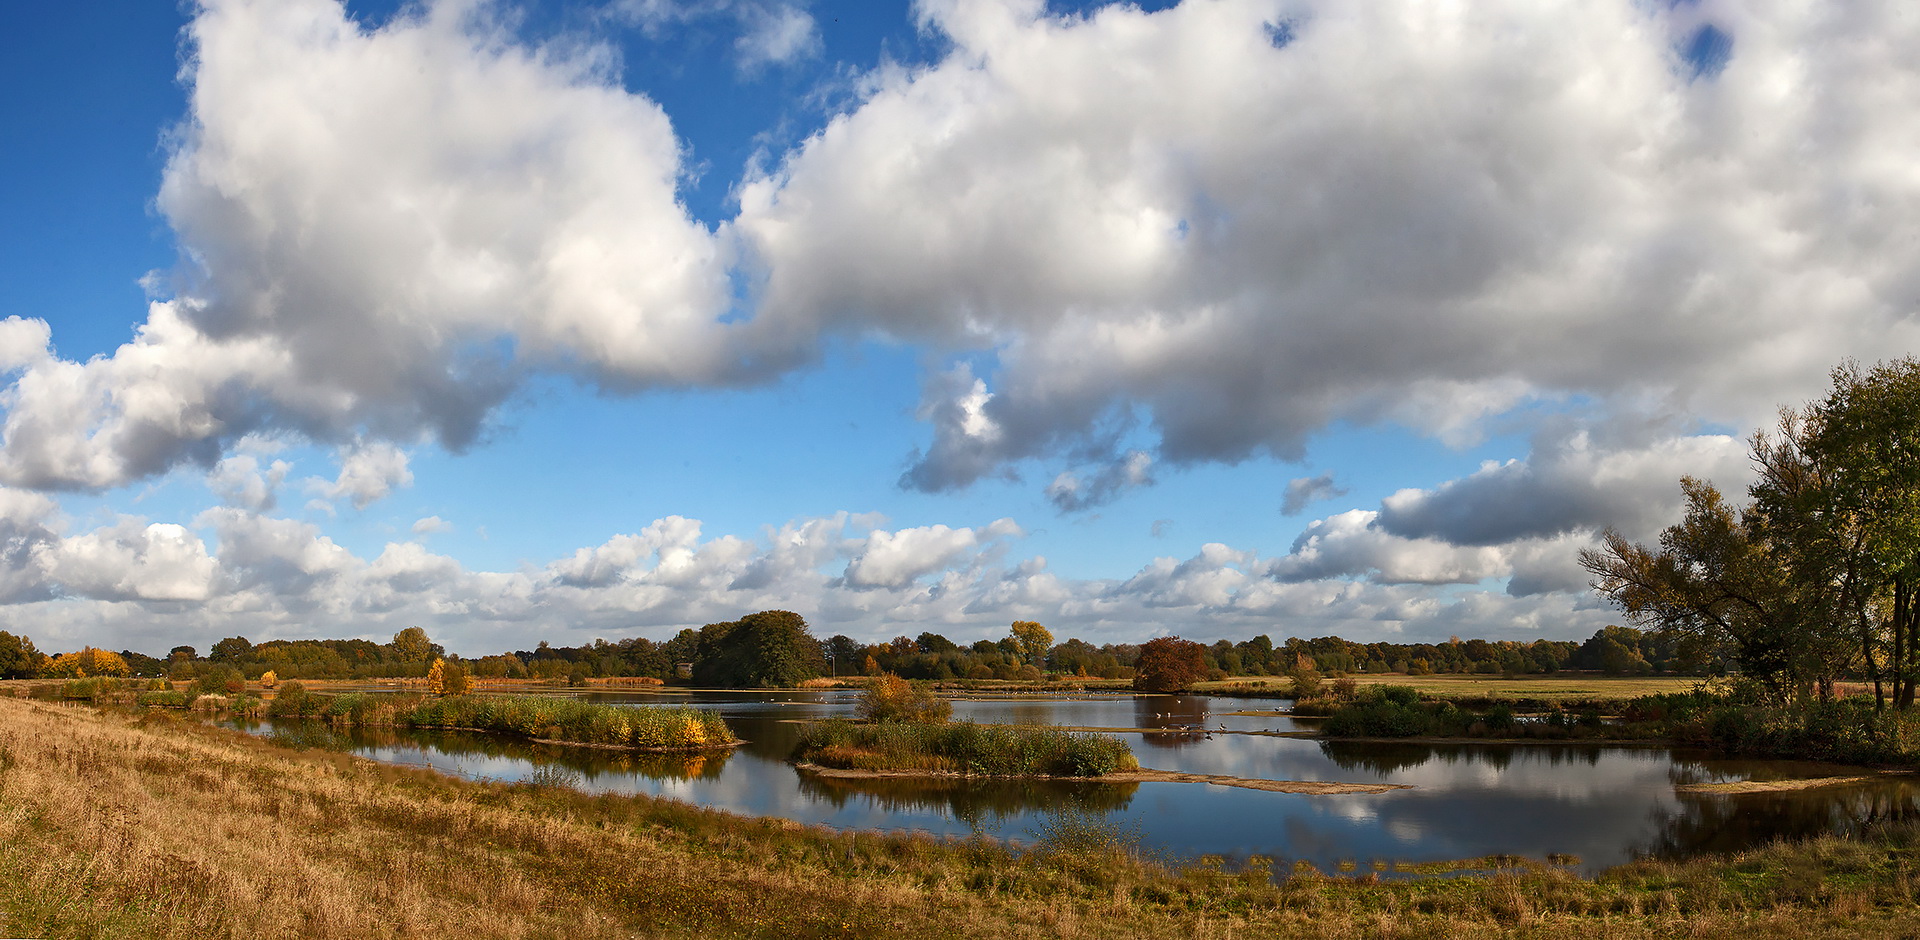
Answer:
796;719;1136;777
136;690;188;708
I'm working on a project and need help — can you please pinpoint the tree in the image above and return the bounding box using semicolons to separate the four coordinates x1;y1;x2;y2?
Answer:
1133;637;1208;693
1582;359;1920;706
825;635;863;676
388;627;442;668
426;658;447;695
1580;478;1815;700
442;660;472;695
1794;358;1920;707
45;647;132;679
693;610;824;687
0;631;44;679
210;636;253;663
1009;621;1053;669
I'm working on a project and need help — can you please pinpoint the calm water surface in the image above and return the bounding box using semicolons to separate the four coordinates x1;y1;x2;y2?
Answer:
233;689;1920;874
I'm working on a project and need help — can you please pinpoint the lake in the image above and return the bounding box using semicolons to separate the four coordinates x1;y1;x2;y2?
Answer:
231;688;1920;875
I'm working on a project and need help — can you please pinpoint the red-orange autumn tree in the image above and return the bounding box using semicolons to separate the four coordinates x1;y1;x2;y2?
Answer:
1132;637;1207;693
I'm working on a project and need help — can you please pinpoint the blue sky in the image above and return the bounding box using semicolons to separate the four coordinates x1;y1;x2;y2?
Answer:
1;0;1912;656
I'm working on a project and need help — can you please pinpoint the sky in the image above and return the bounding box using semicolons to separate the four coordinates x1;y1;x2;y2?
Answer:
2;0;1916;656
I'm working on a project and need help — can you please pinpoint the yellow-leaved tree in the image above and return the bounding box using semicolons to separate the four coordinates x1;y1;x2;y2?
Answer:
426;657;446;695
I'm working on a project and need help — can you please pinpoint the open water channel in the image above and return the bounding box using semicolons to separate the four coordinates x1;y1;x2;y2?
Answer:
232;689;1920;875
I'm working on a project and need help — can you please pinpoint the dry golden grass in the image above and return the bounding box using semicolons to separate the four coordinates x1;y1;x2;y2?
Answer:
5;696;1920;938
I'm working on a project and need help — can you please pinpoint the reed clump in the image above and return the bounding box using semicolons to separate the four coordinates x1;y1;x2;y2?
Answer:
265;687;734;751
797;718;1138;777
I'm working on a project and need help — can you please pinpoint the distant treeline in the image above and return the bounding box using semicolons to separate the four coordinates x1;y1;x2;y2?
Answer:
0;615;1697;686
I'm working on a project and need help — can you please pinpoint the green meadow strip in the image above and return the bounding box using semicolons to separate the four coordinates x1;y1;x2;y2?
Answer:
796;718;1137;777
268;689;735;750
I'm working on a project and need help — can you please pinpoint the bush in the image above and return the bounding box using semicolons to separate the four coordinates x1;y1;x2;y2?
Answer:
797;719;1137;777
136;690;188;708
859;674;952;723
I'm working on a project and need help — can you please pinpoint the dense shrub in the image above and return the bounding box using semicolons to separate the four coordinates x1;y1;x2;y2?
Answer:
404;695;734;749
136;690;188;708
858;674;952;723
797;719;1137;777
1321;686;1466;737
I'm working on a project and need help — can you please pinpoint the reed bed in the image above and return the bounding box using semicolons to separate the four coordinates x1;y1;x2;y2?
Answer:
797;718;1138;777
268;688;735;750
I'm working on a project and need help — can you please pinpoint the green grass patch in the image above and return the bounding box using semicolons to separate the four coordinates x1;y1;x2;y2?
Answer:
796;718;1138;776
267;687;734;750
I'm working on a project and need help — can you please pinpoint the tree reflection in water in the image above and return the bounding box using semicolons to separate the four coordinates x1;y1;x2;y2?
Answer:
1316;739;1606;776
1133;694;1213;749
1637;781;1920;861
794;772;1139;833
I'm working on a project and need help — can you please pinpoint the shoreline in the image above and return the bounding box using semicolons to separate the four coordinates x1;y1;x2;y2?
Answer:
792;760;1411;794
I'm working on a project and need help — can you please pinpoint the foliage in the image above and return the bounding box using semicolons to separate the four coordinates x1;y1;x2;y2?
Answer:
858;673;952;723
1008;621;1053;667
0;631;45;679
209;636;253;663
692;610;824;687
403;695;734;749
267;681;323;718
136;690;189;708
270;688;731;749
43;647;132;679
1133;637;1208;692
1585;358;1920;708
190;664;245;698
797;719;1137;777
388;627;441;667
441;659;472;695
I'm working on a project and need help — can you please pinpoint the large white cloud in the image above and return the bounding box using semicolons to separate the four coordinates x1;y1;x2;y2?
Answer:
5;0;1915;503
737;0;1920;491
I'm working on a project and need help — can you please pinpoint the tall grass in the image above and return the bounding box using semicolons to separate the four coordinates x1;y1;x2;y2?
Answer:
267;688;734;750
797;719;1137;777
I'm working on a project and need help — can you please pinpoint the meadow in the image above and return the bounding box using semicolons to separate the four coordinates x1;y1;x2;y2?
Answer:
7;695;1920;938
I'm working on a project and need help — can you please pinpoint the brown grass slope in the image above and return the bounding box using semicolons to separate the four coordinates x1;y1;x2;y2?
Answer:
5;696;1920;938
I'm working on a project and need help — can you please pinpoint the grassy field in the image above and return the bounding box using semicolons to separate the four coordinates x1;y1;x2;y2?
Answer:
1334;674;1704;706
8;696;1920;938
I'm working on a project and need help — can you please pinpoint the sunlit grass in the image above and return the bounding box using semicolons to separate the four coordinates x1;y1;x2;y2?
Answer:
797;718;1138;777
267;688;736;750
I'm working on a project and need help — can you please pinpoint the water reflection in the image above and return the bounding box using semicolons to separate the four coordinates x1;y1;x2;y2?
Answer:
226;690;1920;876
1640;778;1920;860
795;773;1139;834
1132;694;1216;749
